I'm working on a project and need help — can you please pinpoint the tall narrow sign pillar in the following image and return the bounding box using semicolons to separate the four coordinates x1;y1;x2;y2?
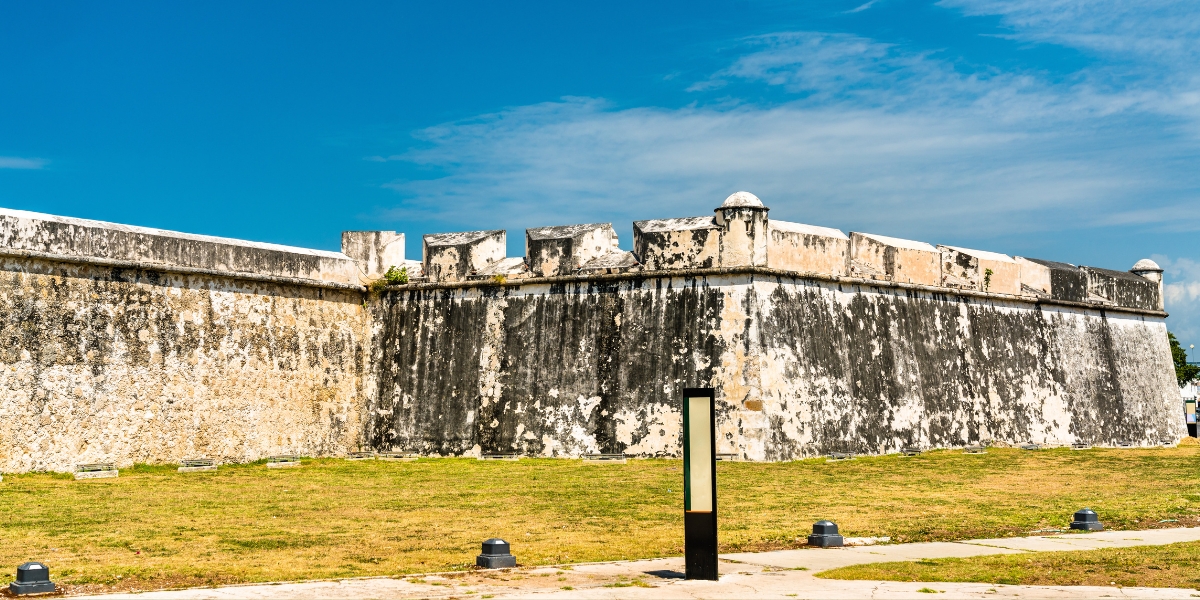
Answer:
682;387;718;580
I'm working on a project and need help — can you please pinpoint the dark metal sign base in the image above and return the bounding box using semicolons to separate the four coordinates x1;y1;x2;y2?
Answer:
684;510;719;580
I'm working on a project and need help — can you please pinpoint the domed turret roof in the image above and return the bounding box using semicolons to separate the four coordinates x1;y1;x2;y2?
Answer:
720;191;765;208
1131;258;1162;271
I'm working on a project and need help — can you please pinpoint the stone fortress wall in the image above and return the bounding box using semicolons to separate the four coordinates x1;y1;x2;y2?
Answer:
0;194;1185;471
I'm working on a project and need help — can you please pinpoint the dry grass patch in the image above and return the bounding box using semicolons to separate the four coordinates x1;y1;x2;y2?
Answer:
0;447;1197;594
819;541;1200;589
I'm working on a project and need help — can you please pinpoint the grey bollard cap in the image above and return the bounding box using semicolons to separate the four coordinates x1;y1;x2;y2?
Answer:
1070;508;1104;531
481;538;511;555
11;562;56;595
812;520;839;535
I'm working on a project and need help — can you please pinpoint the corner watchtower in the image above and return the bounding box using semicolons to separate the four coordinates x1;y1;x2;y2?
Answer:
715;191;769;267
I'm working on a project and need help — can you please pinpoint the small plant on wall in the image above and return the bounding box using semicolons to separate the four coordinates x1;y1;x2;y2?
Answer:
368;266;409;293
984;268;993;292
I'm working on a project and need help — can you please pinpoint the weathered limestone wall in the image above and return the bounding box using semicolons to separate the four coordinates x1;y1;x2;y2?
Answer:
0;195;1181;471
0;257;367;472
365;274;1183;460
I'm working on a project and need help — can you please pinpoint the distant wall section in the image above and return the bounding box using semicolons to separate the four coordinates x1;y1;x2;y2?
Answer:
365;274;1183;460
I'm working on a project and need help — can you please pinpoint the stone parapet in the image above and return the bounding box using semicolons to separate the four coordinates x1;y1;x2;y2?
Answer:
0;207;359;285
938;245;1020;295
526;223;621;277
422;229;506;283
849;232;941;285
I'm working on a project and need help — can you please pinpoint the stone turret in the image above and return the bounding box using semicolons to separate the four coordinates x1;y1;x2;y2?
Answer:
715;191;769;267
1130;258;1165;310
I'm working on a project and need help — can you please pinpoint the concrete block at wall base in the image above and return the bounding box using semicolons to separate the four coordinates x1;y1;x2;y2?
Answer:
178;465;218;473
74;470;118;480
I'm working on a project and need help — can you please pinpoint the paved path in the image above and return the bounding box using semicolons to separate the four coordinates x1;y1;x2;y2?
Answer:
83;528;1200;599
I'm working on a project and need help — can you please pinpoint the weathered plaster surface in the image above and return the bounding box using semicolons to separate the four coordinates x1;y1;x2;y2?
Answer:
850;232;941;285
422;230;506;283
0;258;366;472
633;218;721;270
0;207;358;284
939;245;1021;295
366;274;1182;460
768;221;849;276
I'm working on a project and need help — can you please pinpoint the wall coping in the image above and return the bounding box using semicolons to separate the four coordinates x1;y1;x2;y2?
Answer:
0;247;366;291
382;266;1169;318
0;246;1168;317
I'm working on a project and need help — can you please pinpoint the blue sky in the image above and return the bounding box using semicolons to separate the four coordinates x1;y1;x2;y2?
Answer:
3;1;1200;352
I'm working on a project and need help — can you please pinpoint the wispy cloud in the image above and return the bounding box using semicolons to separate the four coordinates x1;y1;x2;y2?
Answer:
380;25;1200;239
1156;254;1200;343
0;156;47;170
375;0;1200;342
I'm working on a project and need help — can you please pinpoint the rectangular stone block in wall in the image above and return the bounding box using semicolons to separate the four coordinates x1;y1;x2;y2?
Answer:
767;220;849;276
938;245;1020;295
633;217;720;271
849;232;940;285
526;223;620;277
422;230;506;283
1083;266;1161;310
341;231;405;280
1016;257;1088;302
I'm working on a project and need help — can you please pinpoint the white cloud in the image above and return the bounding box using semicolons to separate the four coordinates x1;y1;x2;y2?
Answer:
376;2;1200;338
1156;255;1200;349
0;156;46;170
381;30;1200;240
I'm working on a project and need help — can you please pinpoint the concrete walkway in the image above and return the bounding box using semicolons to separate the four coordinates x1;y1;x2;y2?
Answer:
83;528;1200;599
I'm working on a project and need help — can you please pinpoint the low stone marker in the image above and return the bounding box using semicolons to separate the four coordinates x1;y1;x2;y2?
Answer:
583;453;626;464
899;447;922;456
1020;442;1041;450
347;451;376;460
266;455;301;468
178;458;216;473
10;561;55;595
476;538;516;568
808;521;845;548
827;452;855;462
478;453;520;461
74;463;118;480
963;445;987;454
379;452;418;462
1070;508;1104;531
1071;442;1092;450
1115;440;1135;448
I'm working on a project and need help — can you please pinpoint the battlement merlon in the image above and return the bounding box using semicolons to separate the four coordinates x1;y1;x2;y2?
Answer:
0;194;1165;312
411;191;1163;312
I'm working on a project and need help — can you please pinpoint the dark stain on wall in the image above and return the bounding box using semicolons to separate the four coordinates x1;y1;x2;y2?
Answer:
368;274;1180;459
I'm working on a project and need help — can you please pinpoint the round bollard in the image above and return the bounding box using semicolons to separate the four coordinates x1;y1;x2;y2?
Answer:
1069;508;1104;531
476;538;516;568
808;520;844;548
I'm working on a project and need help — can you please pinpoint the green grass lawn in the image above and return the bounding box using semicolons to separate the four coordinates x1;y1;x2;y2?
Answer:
1;447;1198;594
819;541;1200;589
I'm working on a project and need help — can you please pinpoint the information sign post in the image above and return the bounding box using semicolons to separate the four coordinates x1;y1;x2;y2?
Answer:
682;387;718;580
